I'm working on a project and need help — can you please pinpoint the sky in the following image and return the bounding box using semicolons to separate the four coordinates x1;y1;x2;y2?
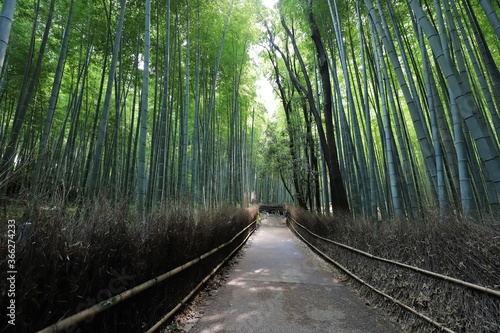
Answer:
262;0;278;9
251;0;280;119
248;39;279;120
256;77;278;119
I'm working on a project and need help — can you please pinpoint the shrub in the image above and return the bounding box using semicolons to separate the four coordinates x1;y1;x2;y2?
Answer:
288;207;500;332
0;201;257;332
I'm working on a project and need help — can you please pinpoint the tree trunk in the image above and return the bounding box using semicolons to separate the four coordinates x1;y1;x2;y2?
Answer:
307;1;349;211
88;0;127;194
0;0;55;193
0;0;17;75
137;0;151;223
33;0;75;196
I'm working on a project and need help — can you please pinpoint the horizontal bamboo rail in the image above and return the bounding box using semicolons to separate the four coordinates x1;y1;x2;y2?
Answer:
37;220;256;333
288;219;456;333
289;217;500;298
145;226;255;332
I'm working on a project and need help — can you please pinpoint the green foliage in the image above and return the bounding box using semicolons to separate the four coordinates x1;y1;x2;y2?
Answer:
2;0;499;218
0;0;282;211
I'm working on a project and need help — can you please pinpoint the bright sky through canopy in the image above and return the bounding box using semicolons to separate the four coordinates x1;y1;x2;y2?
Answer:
257;0;279;117
249;43;278;119
262;0;278;9
257;77;278;119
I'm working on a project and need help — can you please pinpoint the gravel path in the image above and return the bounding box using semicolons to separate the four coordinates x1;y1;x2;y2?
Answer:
186;214;401;333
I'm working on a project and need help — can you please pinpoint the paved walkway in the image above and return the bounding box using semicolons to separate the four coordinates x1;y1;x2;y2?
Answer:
189;215;401;333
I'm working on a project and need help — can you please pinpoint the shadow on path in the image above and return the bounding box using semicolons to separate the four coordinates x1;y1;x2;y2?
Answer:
189;215;401;333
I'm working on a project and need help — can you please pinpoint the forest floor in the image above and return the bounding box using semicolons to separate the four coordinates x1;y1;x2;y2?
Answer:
164;214;400;333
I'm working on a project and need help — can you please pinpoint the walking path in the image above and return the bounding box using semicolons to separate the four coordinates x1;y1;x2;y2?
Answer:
188;215;401;333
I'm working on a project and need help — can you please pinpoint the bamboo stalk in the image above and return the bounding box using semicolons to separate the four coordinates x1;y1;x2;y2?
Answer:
37;220;256;333
289;217;500;298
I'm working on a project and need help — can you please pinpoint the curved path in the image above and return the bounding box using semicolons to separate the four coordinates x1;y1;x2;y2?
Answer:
189;215;401;333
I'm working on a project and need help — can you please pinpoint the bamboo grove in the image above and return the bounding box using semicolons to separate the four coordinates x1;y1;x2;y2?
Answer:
262;0;500;219
0;0;500;221
0;0;290;222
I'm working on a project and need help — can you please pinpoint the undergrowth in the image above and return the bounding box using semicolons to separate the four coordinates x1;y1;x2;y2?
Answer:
0;199;258;333
287;207;500;333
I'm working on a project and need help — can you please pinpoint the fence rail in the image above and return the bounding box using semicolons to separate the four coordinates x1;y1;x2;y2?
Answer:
145;225;254;332
287;216;480;333
288;217;500;298
37;219;257;333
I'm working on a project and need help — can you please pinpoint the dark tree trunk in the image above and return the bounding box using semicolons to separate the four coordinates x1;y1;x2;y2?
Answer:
307;1;349;211
265;46;308;209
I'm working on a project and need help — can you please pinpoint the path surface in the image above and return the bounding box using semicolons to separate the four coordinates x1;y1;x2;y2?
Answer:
189;215;401;333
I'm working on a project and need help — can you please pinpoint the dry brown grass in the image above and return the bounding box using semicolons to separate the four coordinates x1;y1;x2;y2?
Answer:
287;207;500;333
0;200;257;333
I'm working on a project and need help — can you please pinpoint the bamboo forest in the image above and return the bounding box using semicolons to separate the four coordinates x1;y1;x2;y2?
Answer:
1;0;500;218
0;0;499;332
